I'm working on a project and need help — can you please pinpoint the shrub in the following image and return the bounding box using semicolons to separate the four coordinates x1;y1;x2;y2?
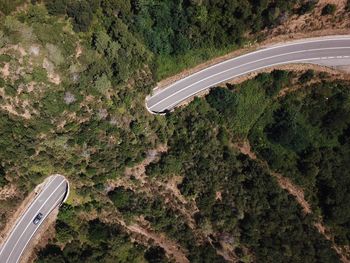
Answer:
322;4;336;15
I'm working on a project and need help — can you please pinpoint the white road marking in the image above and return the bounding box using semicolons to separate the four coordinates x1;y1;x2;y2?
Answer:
149;37;350;97
0;175;59;257
5;179;66;263
15;191;66;263
163;56;347;110
149;47;350;110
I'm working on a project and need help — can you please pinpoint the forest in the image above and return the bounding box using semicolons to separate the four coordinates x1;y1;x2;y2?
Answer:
0;0;348;262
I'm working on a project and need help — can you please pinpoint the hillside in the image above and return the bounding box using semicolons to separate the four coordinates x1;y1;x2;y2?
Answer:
0;1;349;263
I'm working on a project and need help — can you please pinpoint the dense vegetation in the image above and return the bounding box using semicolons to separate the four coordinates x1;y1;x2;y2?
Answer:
0;0;348;262
43;0;313;78
249;80;350;246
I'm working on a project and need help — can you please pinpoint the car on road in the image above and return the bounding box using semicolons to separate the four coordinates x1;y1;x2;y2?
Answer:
33;213;43;225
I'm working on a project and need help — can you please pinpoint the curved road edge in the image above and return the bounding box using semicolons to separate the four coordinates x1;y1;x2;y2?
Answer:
0;174;69;263
146;35;350;114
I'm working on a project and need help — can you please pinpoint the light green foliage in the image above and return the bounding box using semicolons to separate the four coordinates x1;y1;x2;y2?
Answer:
206;71;290;138
0;1;348;262
249;80;350;246
46;43;64;66
93;30;110;54
0;0;26;15
146;82;340;261
94;74;112;94
0;30;8;48
231;80;270;137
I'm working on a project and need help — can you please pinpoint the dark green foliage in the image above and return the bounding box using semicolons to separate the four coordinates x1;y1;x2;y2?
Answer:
265;107;311;152
133;0;299;57
2;1;349;261
37;244;65;263
0;54;11;62
322;4;337;15
0;0;26;15
206;87;237;116
147;90;340;262
45;0;68;15
299;69;315;83
108;187;136;212
45;0;98;32
66;1;94;32
250;80;350;246
298;0;317;15
144;246;168;263
88;219;111;242
38;221;147;262
0;164;8;187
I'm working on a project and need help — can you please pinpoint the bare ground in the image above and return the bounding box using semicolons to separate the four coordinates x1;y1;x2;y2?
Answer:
118;216;190;263
0;179;47;245
106;145;239;262
234;140;350;262
0;184;17;201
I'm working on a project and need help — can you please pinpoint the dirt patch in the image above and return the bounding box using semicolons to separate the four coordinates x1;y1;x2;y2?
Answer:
75;42;82;58
1;63;10;79
234;140;311;214
119;145;200;232
0;87;37;119
43;58;61;85
124;144;168;182
272;172;312;214
108;145;200;232
233;140;257;160
264;0;349;42
124;218;189;263
314;222;350;263
0;184;17;200
0;180;45;245
234;139;350;262
107;145;240;262
101;211;189;263
1;104;32;119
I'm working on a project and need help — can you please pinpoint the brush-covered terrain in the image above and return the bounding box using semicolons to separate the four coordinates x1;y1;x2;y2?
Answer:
0;1;349;262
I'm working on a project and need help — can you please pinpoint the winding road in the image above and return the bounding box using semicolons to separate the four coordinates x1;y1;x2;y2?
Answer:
0;174;69;263
146;36;350;114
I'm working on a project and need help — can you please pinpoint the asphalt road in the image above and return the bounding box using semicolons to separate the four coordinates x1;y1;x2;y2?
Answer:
146;36;350;113
0;175;68;263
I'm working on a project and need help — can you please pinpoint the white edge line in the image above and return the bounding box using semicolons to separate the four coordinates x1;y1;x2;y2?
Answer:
5;179;66;263
148;36;350;98
15;191;66;263
148;46;350;111
161;57;337;111
0;175;59;256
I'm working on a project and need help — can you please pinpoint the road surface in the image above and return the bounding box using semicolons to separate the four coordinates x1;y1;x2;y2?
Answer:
146;36;350;113
0;174;69;263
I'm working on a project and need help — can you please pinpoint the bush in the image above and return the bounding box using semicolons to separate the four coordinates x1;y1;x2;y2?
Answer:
0;165;8;188
298;1;317;15
299;69;314;83
322;4;336;15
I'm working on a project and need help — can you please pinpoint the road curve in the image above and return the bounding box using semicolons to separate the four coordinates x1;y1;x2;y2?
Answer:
0;174;69;263
146;36;350;114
